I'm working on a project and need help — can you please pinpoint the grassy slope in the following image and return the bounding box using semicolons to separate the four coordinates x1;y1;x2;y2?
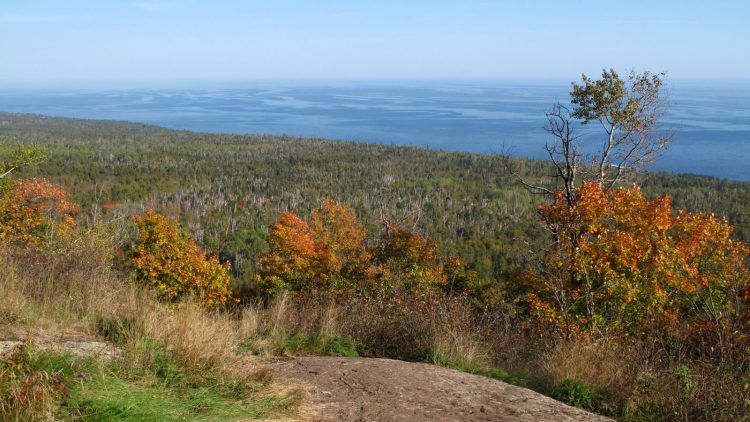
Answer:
0;232;302;421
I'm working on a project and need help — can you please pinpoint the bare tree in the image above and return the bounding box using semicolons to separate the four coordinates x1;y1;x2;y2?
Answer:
514;69;671;205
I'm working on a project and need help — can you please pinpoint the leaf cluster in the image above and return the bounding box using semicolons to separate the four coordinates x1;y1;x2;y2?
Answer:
130;210;234;307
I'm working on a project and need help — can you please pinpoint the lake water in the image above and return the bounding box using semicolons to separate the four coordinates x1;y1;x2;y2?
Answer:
1;80;748;181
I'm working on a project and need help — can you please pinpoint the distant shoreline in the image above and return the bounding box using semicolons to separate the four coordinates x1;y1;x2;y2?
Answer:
1;109;748;184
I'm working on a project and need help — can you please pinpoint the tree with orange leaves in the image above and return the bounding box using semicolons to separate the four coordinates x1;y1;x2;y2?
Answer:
0;178;78;244
255;199;371;295
256;200;484;298
521;182;750;338
371;222;449;291
130;210;233;308
311;199;372;287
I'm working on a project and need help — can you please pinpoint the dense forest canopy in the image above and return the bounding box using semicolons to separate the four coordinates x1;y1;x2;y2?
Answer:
1;112;748;284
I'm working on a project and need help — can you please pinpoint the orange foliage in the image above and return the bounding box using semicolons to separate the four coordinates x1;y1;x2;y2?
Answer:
372;223;448;290
311;199;372;281
131;210;233;308
527;182;750;337
0;178;78;244
256;199;371;295
256;200;480;297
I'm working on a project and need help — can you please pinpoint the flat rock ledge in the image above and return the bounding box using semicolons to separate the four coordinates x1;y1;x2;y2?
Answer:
269;357;613;422
0;335;121;362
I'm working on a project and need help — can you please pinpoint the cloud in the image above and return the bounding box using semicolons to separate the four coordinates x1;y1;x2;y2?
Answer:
131;2;175;12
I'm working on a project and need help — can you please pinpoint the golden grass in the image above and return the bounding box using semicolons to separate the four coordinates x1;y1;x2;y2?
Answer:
540;337;637;394
0;234;307;420
1;234;277;377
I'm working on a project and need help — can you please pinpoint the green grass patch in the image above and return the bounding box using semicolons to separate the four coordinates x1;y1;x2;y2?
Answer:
325;337;358;357
63;372;296;421
552;378;607;412
424;349;527;387
2;342;299;421
278;333;359;357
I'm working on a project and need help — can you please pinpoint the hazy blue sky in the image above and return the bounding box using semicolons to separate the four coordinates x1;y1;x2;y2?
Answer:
2;0;749;87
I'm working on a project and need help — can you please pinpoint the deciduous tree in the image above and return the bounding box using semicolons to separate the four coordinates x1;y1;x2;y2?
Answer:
255;199;371;295
0;144;46;181
520;69;670;205
372;222;447;291
521;183;750;341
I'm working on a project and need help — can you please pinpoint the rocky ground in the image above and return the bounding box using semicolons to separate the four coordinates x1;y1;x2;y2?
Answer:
0;327;611;421
268;356;612;422
0;326;121;361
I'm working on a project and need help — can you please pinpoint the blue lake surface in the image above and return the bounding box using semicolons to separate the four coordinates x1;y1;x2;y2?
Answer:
1;81;749;181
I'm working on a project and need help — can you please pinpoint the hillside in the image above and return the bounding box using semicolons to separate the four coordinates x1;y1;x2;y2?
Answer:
2;112;749;283
2;112;750;420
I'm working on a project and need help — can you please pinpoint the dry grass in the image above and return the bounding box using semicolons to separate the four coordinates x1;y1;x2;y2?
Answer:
0;233;292;370
540;337;637;395
0;263;28;325
427;299;493;371
0;231;241;373
0;233;303;420
5;231;749;421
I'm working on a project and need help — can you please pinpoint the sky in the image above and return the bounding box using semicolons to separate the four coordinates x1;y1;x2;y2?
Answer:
1;0;749;87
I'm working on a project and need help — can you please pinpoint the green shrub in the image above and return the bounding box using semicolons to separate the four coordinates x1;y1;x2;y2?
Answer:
553;378;603;411
326;337;358;357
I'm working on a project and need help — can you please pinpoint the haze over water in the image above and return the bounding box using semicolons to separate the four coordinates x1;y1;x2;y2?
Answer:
1;80;748;181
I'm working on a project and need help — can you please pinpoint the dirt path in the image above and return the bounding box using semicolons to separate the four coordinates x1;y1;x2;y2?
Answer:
268;357;611;422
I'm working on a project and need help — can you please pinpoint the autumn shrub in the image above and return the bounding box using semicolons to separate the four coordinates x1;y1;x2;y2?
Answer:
130;209;233;308
370;223;448;291
254;199;480;301
0;178;78;245
499;182;750;418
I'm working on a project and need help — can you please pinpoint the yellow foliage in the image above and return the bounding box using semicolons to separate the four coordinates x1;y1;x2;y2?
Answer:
529;183;750;336
131;210;233;308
